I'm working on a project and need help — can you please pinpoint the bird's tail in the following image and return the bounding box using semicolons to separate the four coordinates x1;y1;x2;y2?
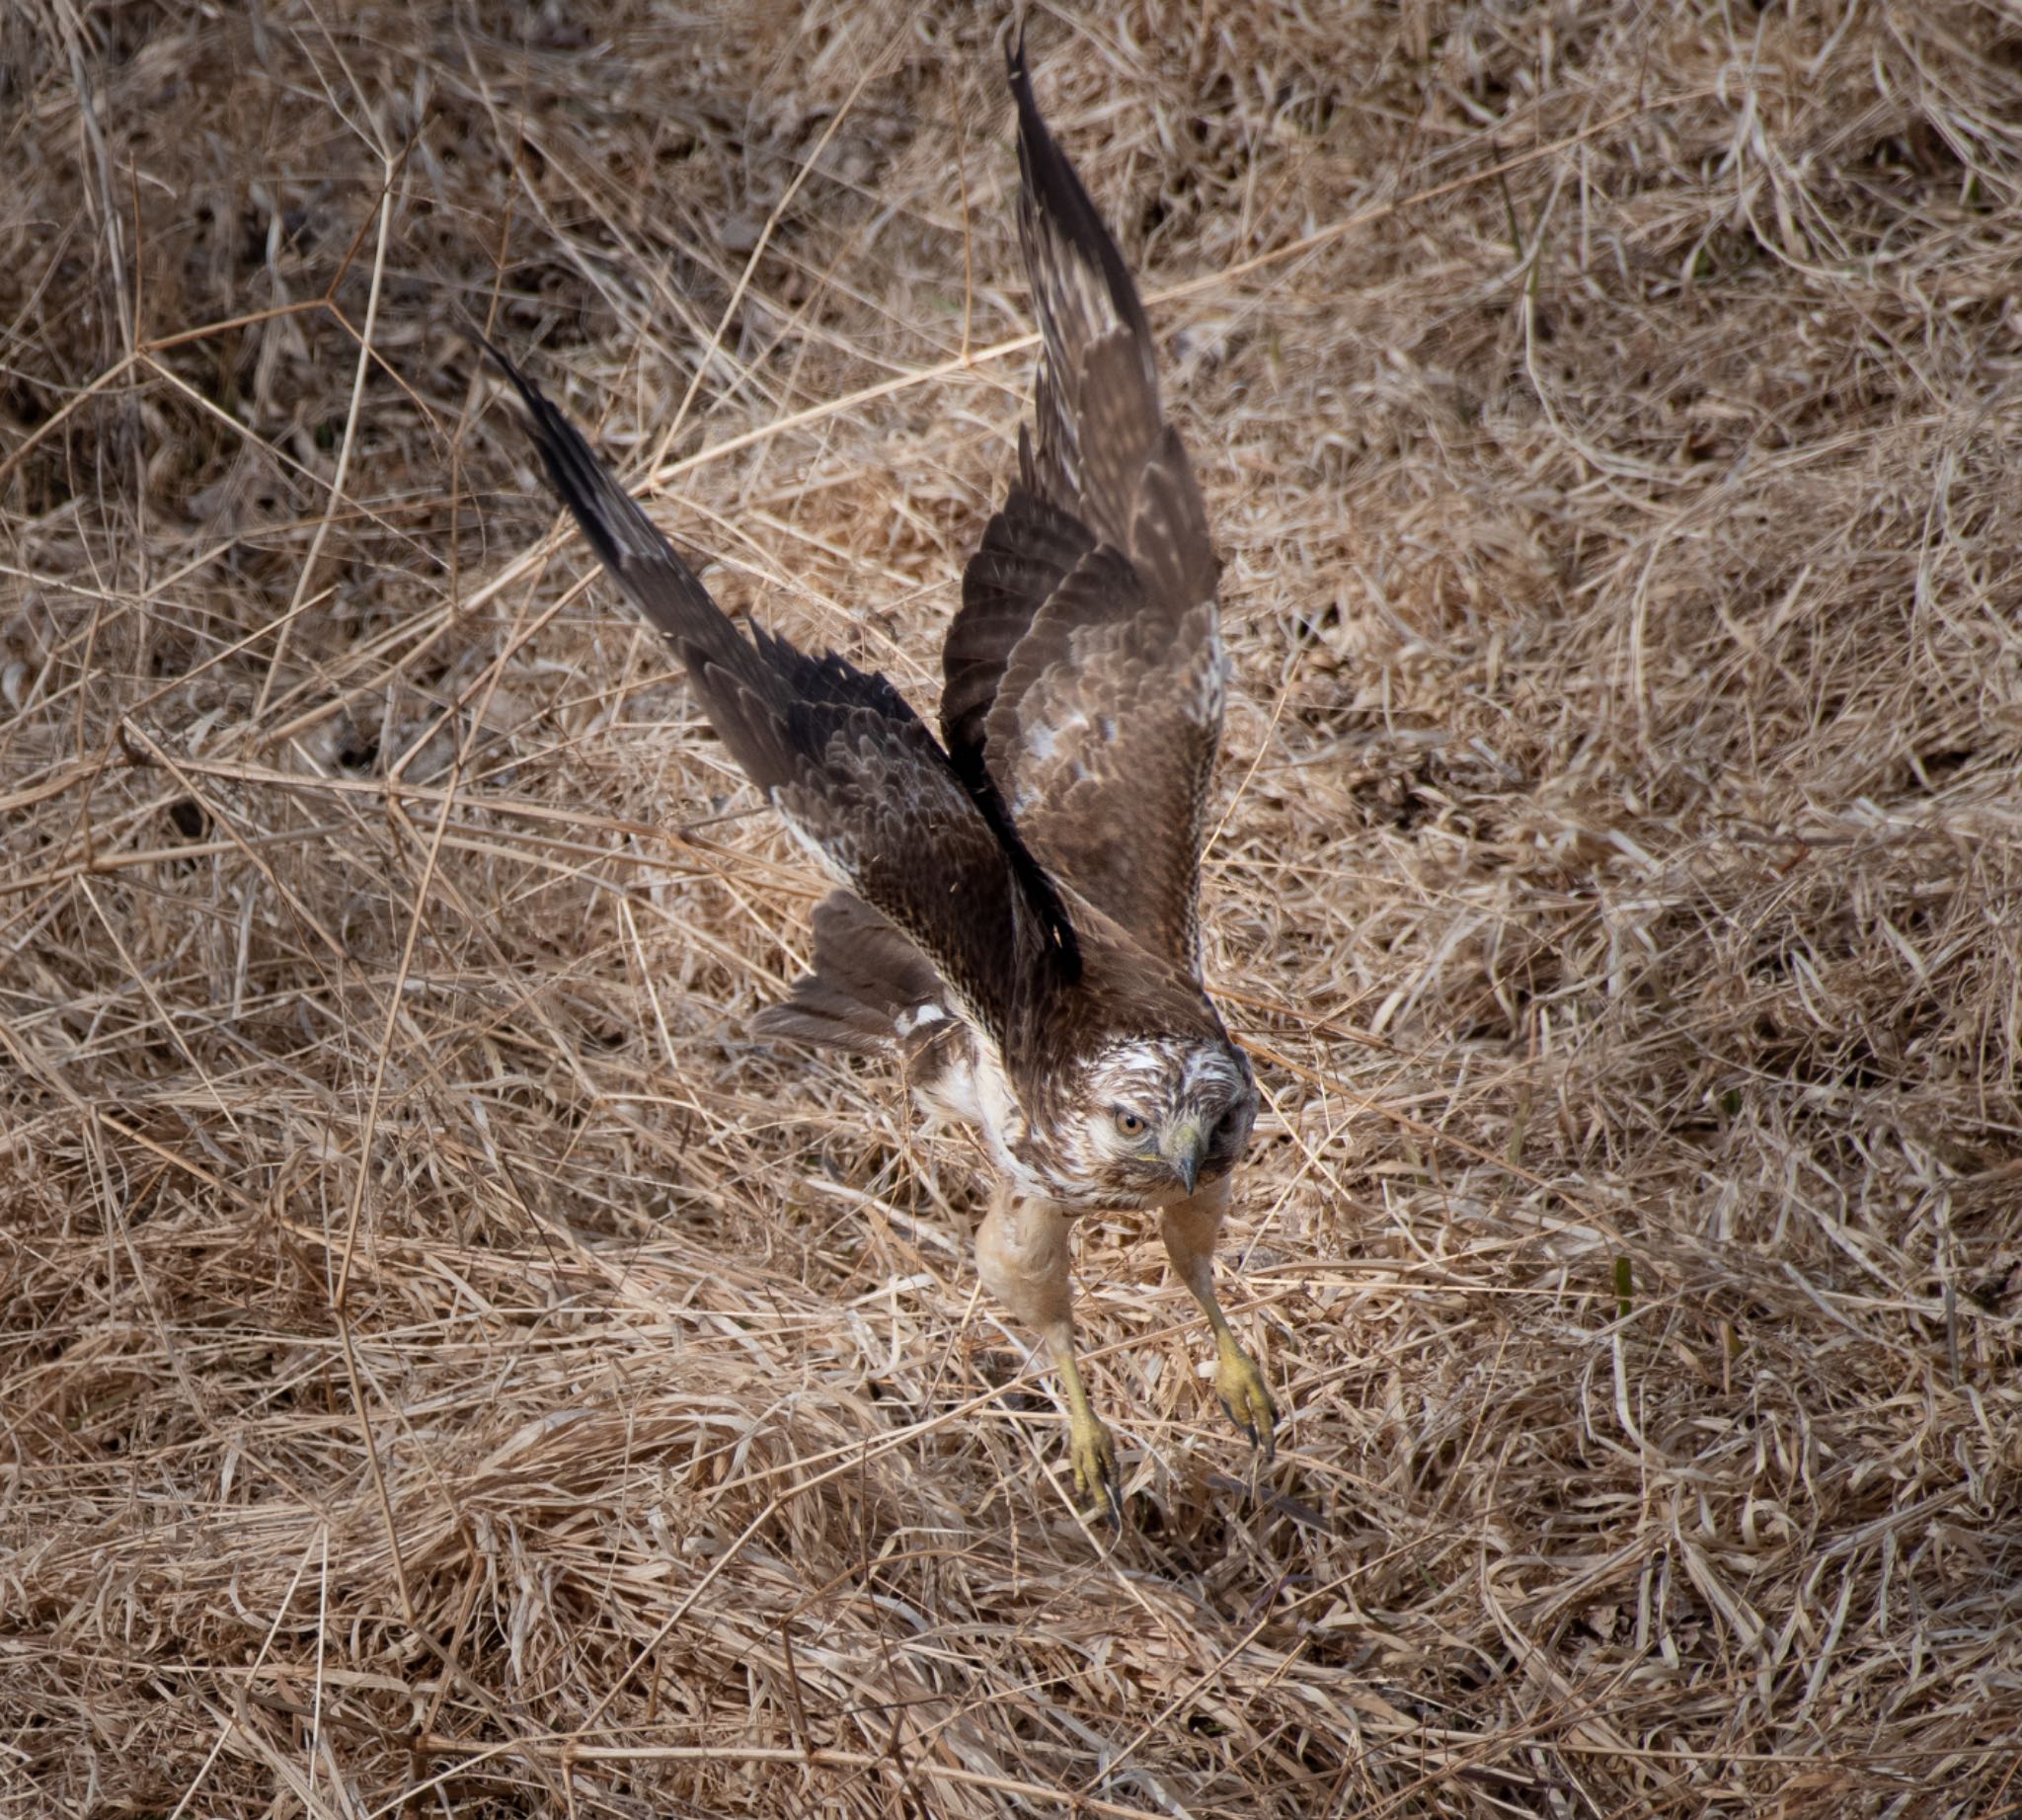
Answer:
754;892;956;1058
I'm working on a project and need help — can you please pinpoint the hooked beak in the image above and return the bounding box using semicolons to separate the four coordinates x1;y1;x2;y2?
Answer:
1160;1119;1206;1195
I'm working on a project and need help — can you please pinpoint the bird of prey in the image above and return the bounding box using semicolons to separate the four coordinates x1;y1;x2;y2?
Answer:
482;43;1275;1520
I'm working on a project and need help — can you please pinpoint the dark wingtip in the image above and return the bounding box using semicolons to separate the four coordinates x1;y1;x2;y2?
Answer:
460;318;535;406
464;330;652;593
463;322;550;439
464;325;567;441
1006;27;1048;168
1003;33;1152;353
1005;24;1030;95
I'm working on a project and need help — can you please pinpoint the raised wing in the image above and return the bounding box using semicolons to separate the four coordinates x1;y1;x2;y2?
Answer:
483;344;1075;1046
940;43;1224;977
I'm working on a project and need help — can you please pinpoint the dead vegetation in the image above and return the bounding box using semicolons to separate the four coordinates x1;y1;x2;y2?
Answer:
4;1;2022;1814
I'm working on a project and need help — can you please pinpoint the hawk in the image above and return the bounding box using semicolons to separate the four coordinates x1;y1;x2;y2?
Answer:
483;43;1276;1520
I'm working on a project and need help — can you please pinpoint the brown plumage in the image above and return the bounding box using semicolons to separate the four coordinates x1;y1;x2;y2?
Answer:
483;41;1278;1522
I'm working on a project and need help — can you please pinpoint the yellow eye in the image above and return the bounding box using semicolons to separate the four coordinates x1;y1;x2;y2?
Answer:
1113;1109;1147;1140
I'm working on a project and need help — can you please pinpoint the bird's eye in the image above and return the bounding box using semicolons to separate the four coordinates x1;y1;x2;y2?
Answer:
1112;1108;1147;1140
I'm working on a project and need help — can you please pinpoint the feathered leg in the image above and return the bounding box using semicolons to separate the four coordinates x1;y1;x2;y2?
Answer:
974;1186;1120;1523
1160;1182;1278;1459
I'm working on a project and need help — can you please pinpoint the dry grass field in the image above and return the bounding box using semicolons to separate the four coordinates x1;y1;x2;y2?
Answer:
6;2;2022;1814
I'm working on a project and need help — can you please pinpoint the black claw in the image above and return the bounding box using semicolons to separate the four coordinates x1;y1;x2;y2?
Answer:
1075;1461;1123;1532
1220;1393;1280;1466
1067;1428;1125;1532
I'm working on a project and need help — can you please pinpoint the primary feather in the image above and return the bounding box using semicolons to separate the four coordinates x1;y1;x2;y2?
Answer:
941;42;1226;978
482;344;1069;1061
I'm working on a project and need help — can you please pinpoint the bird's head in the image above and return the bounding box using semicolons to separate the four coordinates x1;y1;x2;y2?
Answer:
1041;1036;1256;1207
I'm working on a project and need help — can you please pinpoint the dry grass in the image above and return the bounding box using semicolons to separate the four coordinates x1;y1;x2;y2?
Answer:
5;1;2022;1814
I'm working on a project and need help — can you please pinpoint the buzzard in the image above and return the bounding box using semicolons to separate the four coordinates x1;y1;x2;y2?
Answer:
483;44;1275;1521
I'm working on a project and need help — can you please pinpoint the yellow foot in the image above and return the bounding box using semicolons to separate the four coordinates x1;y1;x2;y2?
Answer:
1066;1406;1122;1528
1213;1337;1279;1463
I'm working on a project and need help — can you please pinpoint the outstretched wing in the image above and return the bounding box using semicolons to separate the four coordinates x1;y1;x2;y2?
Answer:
940;43;1223;978
483;344;1074;1047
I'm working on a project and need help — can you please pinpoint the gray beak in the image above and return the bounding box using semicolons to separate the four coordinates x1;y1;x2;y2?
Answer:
1161;1119;1205;1195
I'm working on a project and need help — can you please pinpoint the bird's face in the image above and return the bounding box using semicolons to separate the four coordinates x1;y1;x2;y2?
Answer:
1051;1037;1257;1207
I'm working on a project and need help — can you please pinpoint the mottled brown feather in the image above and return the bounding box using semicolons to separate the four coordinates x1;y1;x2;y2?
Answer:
485;51;1240;1162
941;45;1224;978
481;342;1066;1050
754;892;953;1061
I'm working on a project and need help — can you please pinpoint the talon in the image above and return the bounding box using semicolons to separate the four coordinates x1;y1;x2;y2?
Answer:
1067;1407;1122;1527
1213;1343;1278;1464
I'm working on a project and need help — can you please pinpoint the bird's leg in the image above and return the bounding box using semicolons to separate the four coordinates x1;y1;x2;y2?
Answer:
1160;1181;1278;1460
1040;1315;1117;1523
975;1187;1120;1522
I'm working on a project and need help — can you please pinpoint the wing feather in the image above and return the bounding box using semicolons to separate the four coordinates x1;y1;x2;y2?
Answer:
753;892;952;1056
482;343;1073;1044
941;477;1093;814
941;45;1223;976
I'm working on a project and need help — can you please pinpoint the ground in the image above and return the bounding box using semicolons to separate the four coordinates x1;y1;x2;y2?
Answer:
3;3;2021;1816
